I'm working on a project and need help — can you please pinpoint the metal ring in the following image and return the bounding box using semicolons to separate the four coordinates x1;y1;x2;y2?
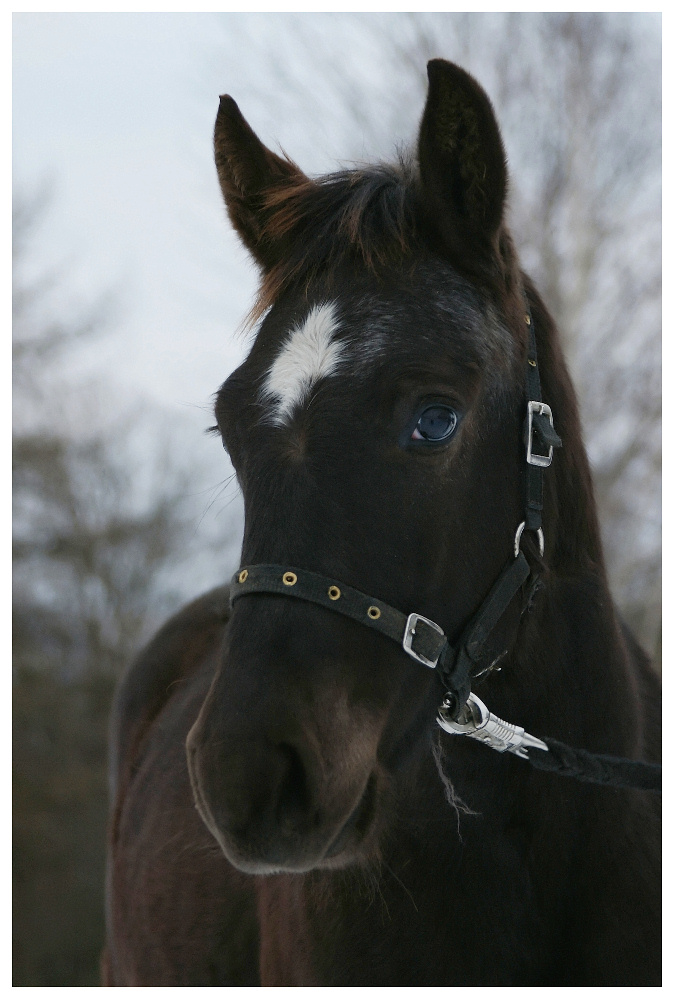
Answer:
514;523;544;558
367;606;381;620
238;569;248;583
282;572;297;586
328;586;341;600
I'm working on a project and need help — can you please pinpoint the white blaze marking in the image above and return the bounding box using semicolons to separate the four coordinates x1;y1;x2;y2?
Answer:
262;302;345;424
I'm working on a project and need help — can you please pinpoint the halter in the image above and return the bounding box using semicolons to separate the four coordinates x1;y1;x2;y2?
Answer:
229;305;661;792
231;304;558;725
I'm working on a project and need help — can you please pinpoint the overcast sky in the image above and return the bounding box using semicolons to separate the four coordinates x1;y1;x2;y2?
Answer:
14;12;661;414
14;14;255;417
12;14;416;420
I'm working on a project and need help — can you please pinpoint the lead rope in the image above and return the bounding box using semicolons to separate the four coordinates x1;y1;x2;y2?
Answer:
436;691;662;792
527;738;662;791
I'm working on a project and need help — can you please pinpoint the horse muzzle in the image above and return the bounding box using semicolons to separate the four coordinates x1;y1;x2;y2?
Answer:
185;681;383;874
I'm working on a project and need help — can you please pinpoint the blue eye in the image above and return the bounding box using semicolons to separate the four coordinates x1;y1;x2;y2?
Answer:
411;405;458;443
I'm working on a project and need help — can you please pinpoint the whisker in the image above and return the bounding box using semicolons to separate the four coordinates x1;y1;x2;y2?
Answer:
431;733;478;843
196;475;239;528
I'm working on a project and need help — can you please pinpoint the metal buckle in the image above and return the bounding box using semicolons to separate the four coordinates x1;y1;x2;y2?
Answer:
402;613;445;669
526;401;555;468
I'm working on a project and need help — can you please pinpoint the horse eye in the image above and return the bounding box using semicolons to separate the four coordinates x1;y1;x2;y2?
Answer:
411;405;458;443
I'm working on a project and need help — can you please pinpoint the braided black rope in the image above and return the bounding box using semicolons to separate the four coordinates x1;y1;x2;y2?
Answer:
528;740;661;793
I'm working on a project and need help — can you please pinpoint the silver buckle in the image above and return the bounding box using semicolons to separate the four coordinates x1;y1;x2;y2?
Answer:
526;401;555;468
402;613;445;669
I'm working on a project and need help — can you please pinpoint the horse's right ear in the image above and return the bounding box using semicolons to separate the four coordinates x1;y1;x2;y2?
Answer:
214;96;306;270
418;60;508;273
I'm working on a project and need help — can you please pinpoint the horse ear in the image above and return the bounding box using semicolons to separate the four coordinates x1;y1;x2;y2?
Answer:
214;96;306;269
418;60;508;270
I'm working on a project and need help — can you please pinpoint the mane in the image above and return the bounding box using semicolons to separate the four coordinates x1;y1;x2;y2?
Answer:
249;158;421;324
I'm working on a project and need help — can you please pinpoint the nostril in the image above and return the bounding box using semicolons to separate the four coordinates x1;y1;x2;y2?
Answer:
275;742;316;835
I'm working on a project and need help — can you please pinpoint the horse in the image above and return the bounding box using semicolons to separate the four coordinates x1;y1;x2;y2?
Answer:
104;60;661;986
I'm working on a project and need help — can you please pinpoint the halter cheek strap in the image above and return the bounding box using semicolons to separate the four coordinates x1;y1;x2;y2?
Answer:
520;310;562;545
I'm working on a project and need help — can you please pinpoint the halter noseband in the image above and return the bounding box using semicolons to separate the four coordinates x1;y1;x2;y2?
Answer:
230;304;560;722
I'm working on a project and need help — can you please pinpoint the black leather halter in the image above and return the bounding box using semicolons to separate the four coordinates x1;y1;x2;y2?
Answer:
230;304;561;719
228;305;662;793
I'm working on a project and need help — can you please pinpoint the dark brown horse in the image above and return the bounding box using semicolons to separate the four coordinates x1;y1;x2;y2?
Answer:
104;61;661;986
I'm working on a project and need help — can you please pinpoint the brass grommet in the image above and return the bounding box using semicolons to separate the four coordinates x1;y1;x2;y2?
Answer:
282;571;297;586
328;586;341;600
367;606;381;620
525;314;531;325
528;358;537;367
238;569;248;583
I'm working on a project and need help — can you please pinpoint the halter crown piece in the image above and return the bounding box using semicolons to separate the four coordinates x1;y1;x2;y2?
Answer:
230;303;661;793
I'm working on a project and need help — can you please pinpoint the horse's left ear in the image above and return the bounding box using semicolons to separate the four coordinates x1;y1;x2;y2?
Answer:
418;60;508;271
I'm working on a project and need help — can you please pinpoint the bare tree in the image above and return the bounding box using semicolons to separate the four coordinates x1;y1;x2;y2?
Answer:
485;14;661;660
12;194;195;985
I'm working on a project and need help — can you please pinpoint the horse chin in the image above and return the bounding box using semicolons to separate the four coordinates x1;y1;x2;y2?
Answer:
200;822;377;877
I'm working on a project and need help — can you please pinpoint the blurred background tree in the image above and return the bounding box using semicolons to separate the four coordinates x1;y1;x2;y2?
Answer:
12;195;198;984
12;11;660;987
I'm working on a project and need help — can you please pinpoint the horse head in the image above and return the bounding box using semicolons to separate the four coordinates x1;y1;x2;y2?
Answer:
186;61;582;874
